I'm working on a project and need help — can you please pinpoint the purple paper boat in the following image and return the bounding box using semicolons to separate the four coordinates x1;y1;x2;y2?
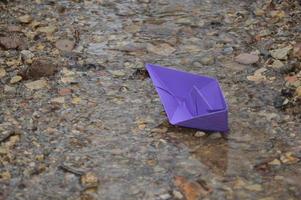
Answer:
146;64;229;132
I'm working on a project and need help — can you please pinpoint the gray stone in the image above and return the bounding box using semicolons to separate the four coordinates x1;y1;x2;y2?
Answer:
199;55;215;65
194;131;206;137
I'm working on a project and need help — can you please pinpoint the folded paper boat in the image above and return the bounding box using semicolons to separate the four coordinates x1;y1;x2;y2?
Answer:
146;64;229;132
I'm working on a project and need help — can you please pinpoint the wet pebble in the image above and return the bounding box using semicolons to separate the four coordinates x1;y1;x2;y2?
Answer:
293;43;301;59
18;14;32;23
199;55;215;65
37;26;57;34
4;85;16;94
280;152;300;164
0;68;6;78
174;176;210;200
25;79;48;90
208;132;222;139
194;131;206;137
296;86;301;97
109;70;126;77
273;96;288;109
160;193;171;200
271;60;284;69
50;97;65;104
235;53;259;65
173;190;184;199
147;43;176;56
10;75;22;84
0;35;23;50
244;184;263;192
23;58;58;80
268;159;281;165
58;88;72;96
55;39;75;52
81;172;99;188
223;47;234;55
270;46;292;60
